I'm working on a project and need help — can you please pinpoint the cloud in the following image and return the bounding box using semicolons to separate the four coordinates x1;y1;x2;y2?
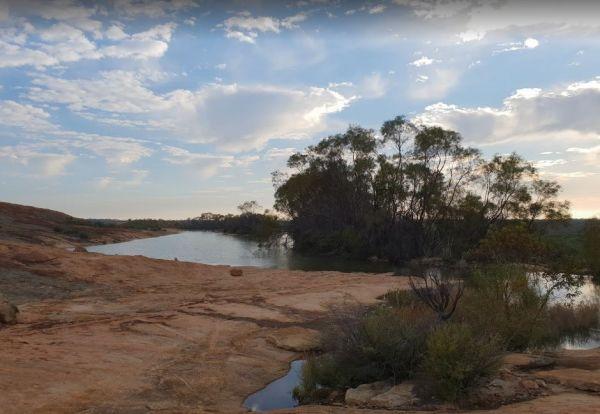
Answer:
27;71;173;113
0;100;57;132
28;71;355;152
221;12;307;43
408;68;459;100
99;23;176;59
162;146;257;177
414;77;600;145
494;37;539;54
173;83;355;151
0;145;75;177
358;72;389;98
368;5;387;15
111;0;197;18
265;147;297;159
97;169;149;189
409;56;438;67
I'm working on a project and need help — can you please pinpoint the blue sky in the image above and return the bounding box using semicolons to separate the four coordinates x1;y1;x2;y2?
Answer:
0;0;599;218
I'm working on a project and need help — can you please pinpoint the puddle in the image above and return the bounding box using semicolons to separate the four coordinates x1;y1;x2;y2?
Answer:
244;360;305;412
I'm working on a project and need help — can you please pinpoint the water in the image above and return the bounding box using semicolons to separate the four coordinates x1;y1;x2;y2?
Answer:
243;360;305;412
87;231;394;273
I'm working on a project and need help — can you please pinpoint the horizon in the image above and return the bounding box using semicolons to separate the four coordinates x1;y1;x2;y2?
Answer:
1;0;599;219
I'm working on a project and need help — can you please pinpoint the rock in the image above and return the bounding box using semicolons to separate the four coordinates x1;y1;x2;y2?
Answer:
345;381;391;406
73;246;87;253
520;379;539;390
535;368;600;393
369;382;419;409
229;268;243;277
503;353;555;370
12;250;56;264
0;295;19;325
266;327;321;352
553;348;600;370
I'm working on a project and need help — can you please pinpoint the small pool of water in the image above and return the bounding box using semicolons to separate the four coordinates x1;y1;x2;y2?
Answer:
243;360;305;412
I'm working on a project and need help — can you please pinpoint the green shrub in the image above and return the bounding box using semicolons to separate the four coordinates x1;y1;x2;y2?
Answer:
459;264;559;351
294;304;436;403
381;288;419;308
424;323;502;402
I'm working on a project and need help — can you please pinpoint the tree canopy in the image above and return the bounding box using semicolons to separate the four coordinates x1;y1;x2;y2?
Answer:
273;116;569;262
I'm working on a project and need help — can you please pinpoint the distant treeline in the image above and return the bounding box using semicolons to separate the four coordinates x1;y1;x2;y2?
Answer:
84;200;285;240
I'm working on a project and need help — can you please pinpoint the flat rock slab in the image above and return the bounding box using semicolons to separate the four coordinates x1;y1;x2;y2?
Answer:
266;327;321;352
535;368;600;393
503;353;555;370
345;380;419;409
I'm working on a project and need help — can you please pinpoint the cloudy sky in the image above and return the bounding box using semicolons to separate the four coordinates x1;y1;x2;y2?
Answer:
1;0;599;218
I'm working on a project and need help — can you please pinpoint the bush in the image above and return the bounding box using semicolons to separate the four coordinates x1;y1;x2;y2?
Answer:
424;323;502;402
295;304;436;402
458;264;558;351
549;301;600;343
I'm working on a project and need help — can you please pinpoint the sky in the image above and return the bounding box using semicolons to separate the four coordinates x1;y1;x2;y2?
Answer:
0;0;599;219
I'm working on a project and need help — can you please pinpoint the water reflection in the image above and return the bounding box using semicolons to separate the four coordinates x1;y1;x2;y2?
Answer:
88;231;395;273
243;360;304;412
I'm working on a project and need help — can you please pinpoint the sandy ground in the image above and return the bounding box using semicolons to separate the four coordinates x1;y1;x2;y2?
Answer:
1;240;600;413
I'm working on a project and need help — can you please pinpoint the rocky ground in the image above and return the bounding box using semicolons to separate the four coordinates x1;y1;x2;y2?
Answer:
1;241;600;413
1;203;600;413
0;201;173;248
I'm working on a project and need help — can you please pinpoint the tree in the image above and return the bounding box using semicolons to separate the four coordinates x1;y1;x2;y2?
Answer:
583;218;600;279
273;116;570;262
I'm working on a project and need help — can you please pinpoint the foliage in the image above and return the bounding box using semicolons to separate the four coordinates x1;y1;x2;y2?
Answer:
409;270;464;321
296;304;436;400
423;323;502;402
273;116;569;262
583;218;600;279
549;301;600;344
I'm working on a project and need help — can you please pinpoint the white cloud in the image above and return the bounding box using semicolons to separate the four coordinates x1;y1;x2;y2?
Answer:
27;71;173;113
100;23;176;59
0;145;75;177
0;100;57;131
162;146;257;177
221;12;307;43
414;77;600;145
111;0;197;18
173;83;355;151
369;5;387;15
359;72;388;98
409;68;459;100
494;37;539;54
265;147;297;159
409;56;438;67
97;169;149;189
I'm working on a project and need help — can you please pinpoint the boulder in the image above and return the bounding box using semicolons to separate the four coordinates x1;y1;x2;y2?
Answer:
0;295;19;325
345;381;390;406
369;382;420;409
266;327;321;352
229;268;243;277
73;246;87;253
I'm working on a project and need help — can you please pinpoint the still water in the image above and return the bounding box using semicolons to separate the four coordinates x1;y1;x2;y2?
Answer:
243;360;305;412
87;230;395;273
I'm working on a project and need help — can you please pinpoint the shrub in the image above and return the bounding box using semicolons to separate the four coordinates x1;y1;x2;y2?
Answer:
381;288;419;308
549;301;600;343
458;265;561;350
423;323;502;402
294;304;436;402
